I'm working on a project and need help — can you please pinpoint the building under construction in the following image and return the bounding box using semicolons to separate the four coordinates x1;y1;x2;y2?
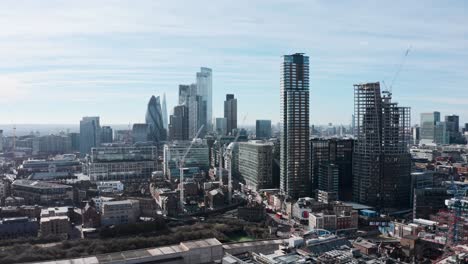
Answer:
352;82;411;210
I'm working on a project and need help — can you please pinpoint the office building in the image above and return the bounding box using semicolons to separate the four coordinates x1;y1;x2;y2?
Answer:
12;180;73;205
464;123;468;134
256;120;272;139
162;93;168;130
40;215;69;238
434;121;449;145
86;146;157;182
100;126;113;143
196;67;212;133
101;200;138;227
238;141;273;190
132;123;149;143
318;164;339;195
0;217;38;239
310;138;354;201
445;115;464;144
215;118;227;135
280;53;311;199
163;140;209;178
224;94;237;135
420;112;441;144
69;132;80;152
79;116;101;155
411;126;420;145
353;83;411;209
0;130;3;152
169;105;189;141
38;134;72;154
146;95;167;142
179;84;200;139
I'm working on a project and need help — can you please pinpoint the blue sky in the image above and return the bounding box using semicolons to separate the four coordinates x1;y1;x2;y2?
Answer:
0;0;467;126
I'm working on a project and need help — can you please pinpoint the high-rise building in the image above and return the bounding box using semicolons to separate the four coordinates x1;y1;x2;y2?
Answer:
162;93;168;130
353;83;411;209
101;126;113;144
224;94;237;135
280;53;311;199
318;164;339;195
132;123;149;143
179;84;199;139
70;132;80;152
80;116;101;156
238;141;273;191
411;125;420;145
196;67;212;133
169;105;189;141
146;95;167;143
464;123;468;134
434;121;449;145
310;138;354;201
0;130;3;152
445;115;462;144
215;118;227;135
420;112;440;144
256;120;272;139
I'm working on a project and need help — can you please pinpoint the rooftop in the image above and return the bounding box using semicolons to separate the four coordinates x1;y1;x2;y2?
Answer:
12;180;72;189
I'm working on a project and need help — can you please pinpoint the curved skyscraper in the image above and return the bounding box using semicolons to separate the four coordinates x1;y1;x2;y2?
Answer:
146;95;167;142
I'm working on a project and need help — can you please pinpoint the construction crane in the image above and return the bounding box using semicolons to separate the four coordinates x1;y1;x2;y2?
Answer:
382;45;412;93
178;125;205;214
223;115;248;204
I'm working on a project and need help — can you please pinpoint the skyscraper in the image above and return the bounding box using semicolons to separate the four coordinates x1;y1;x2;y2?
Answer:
353;83;411;209
162;93;168;130
0;130;3;152
169;105;189;141
179;84;199;139
132;123;149;143
256;120;272;139
196;67;212;132
215;118;227;135
280;53;311;199
434;121;449;145
445;115;461;144
80;116;101;156
420;112;440;144
146;95;167;142
224;94;237;135
100;126;113;144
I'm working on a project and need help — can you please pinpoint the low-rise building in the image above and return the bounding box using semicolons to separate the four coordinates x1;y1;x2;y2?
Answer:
0;217;39;239
12;180;73;206
101;200;137;226
40;215;69;238
96;181;124;193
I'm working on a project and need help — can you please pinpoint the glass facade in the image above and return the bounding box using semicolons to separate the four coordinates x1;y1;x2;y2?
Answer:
256;120;272;139
420;112;440;142
163;140;209;178
196;67;212;133
145;95;167;142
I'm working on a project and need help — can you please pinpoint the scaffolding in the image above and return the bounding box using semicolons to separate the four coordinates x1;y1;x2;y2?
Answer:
353;82;411;210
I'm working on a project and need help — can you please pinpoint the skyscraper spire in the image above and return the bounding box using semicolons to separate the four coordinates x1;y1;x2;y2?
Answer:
162;93;168;130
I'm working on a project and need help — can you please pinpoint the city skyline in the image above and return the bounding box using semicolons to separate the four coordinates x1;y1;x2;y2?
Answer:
0;1;467;125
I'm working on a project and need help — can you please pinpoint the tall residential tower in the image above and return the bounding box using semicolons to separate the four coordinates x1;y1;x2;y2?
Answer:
280;53;311;199
352;83;411;210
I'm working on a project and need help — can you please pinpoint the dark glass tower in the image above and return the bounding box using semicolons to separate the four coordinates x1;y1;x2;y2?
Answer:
145;95;167;142
224;94;237;135
280;53;310;199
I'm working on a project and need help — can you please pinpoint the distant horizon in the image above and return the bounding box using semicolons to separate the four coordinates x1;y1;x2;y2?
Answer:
0;1;467;125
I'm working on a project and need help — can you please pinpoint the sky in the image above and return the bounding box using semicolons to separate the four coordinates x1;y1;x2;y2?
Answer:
0;0;467;127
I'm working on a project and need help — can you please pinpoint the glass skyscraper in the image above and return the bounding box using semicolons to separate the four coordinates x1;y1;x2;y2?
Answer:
80;116;101;156
145;95;167;142
280;53;311;199
196;67;212;133
420;112;440;143
256;120;272;139
224;94;237;135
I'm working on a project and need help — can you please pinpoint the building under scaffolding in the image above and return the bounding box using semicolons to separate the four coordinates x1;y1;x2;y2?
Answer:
352;82;411;210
